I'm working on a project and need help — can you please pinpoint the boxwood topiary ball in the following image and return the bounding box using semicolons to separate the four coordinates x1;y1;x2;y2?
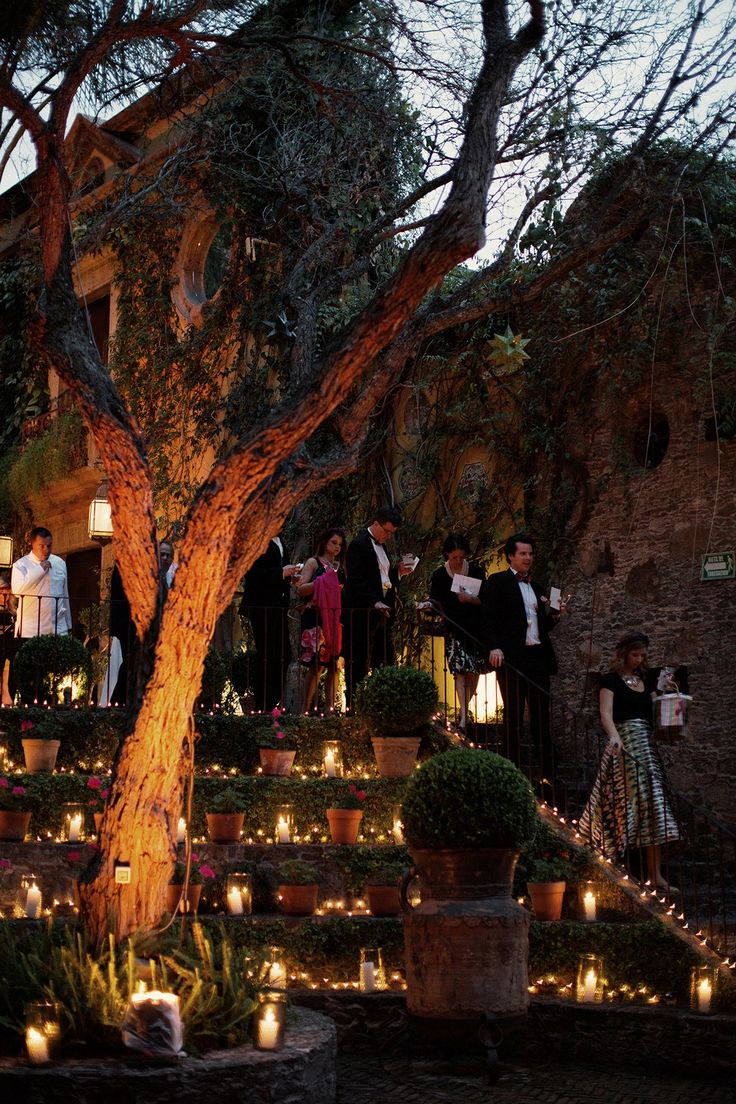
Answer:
401;748;537;850
354;665;439;734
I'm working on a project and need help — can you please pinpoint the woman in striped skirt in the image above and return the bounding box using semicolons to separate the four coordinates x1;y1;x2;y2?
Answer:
579;632;679;888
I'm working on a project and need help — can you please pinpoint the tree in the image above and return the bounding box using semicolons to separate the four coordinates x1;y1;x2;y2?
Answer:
0;0;734;946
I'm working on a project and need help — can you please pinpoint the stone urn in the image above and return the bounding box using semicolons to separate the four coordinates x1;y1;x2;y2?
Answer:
400;848;529;1019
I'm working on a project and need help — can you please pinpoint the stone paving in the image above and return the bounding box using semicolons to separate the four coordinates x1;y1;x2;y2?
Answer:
337;1053;734;1103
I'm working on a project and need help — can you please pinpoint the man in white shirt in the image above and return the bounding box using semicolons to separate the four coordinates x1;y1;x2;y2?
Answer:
11;526;72;638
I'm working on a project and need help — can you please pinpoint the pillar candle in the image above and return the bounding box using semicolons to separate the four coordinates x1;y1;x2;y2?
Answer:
227;887;243;916
360;961;376;993
583;891;596;922
277;816;290;844
25;884;42;919
177;818;186;844
257;1007;279;1049
582;968;597;1003
26;1027;49;1065
697;978;712;1014
68;813;82;842
324;750;336;777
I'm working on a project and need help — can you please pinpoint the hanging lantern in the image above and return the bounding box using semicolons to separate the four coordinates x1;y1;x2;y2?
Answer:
0;535;13;570
88;478;113;543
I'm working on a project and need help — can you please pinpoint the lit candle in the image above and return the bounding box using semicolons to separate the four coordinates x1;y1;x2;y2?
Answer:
277;816;290;844
392;818;404;844
227;887;243;916
583;891;597;922
582;968;597;1003
25;883;42;919
256;1007;279;1049
177;817;186;844
697;978;712;1014
68;813;82;842
26;1027;49;1064
360;960;376;993
268;961;286;988
324;749;336;778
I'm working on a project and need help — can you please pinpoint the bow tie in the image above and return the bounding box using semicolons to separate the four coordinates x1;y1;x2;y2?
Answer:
516;572;532;584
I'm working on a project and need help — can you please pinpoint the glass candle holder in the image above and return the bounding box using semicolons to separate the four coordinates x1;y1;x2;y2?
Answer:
25;1001;61;1064
62;802;86;843
391;804;404;844
226;872;253;916
690;964;717;1014
176;817;187;844
576;954;604;1003
322;740;343;778
359;946;387;993
406;876;422;908
579;881;597;922
275;805;293;844
254;990;287;1050
19;876;43;919
0;742;8;772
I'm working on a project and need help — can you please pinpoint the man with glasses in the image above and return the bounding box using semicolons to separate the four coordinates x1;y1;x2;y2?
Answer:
342;506;412;709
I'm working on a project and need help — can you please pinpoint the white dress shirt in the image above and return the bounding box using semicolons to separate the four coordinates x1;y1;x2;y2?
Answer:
368;528;392;595
512;570;541;646
12;551;72;637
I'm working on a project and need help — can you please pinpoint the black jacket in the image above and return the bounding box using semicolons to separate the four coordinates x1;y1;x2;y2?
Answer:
342;529;399;612
483;568;558;674
240;540;291;610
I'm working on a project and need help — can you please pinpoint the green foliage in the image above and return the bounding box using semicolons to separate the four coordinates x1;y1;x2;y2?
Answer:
170;857;216;886
355;665;439;734
0;777;29;810
518;817;596;884
327;780;367;810
14;633;93;702
0;707;124;770
0;258;47;455
206;787;245;814
6;411;86;511
276;859;319;885
330;844;410;892
401;748;537;850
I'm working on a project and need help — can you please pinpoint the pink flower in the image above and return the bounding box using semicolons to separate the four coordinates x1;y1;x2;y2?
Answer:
275;731;285;740
0;858;11;870
87;777;102;790
356;790;366;801
12;786;25;796
192;853;200;863
0;778;8;789
100;789;109;800
348;783;356;794
198;864;215;879
21;720;34;732
271;707;282;719
67;851;82;863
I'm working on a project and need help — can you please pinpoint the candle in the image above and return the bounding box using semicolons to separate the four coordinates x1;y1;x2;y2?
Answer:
582;968;597;1003
227;887;243;916
268;961;286;988
68;813;82;842
277;816;290;844
324;749;336;778
256;1007;279;1049
360;961;376;993
583;891;596;922
392;818;404;844
26;1027;49;1065
177;817;186;844
25;883;42;919
697;978;712;1014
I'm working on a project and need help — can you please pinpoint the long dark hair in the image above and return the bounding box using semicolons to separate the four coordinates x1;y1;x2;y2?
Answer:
314;527;347;573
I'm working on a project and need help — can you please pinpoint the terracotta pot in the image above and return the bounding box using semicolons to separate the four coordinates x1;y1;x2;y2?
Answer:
22;738;60;773
259;748;296;776
0;809;31;841
206;811;245;843
527;880;566;921
401;847;529;1020
326;807;363;845
166;883;202;914
277;883;318;916
370;735;421;778
93;812;103;832
365;883;401;916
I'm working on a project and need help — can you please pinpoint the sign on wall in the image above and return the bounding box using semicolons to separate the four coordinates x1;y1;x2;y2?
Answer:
700;552;735;581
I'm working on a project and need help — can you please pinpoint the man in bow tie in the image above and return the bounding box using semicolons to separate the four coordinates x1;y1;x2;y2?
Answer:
484;533;561;788
341;505;413;709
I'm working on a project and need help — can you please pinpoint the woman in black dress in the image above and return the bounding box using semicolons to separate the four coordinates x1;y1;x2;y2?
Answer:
579;631;679;888
297;527;347;712
429;534;487;731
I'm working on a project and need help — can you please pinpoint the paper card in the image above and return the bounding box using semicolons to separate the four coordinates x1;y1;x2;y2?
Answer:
549;586;562;611
451;574;481;598
401;555;419;571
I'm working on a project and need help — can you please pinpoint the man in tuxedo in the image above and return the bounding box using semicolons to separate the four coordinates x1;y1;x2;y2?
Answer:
240;536;299;711
485;533;561;786
342;506;413;709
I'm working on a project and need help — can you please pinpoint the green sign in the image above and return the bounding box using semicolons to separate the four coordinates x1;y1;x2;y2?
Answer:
701;552;735;581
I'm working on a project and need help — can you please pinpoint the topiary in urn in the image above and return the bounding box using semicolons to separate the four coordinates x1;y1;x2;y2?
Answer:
355;665;439;777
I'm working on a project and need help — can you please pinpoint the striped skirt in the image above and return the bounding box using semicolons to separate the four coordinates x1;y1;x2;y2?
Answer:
579;719;679;857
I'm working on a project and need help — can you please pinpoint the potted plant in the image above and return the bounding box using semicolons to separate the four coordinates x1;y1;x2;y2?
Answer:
13;634;93;704
354;665;438;777
276;858;319;916
20;717;64;773
399;747;537;1020
520;819;591;921
86;775;110;833
257;708;297;776
0;778;31;840
166;854;215;914
206;788;246;843
364;859;406;917
325;782;366;845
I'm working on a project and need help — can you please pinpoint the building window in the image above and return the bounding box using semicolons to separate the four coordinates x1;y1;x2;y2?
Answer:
632;410;669;470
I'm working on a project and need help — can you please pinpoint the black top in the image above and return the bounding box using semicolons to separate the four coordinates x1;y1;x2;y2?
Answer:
601;671;657;723
429;563;485;641
482;568;559;675
342;529;399;612
240;539;291;610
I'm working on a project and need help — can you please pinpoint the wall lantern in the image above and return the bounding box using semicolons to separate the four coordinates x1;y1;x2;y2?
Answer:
88;478;113;543
0;535;13;570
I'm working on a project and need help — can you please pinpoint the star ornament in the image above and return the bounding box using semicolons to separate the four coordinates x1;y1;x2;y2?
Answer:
486;326;531;373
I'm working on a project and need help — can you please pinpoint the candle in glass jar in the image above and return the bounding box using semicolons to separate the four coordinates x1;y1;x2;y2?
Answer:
277;816;290;844
360;960;376;993
26;1027;49;1064
227;886;243;916
177;817;186;844
268;960;286;988
68;813;82;842
583;890;596;922
697;978;712;1014
257;1007;279;1049
25;883;42;919
582;968;597;1003
324;749;336;778
392;818;404;844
